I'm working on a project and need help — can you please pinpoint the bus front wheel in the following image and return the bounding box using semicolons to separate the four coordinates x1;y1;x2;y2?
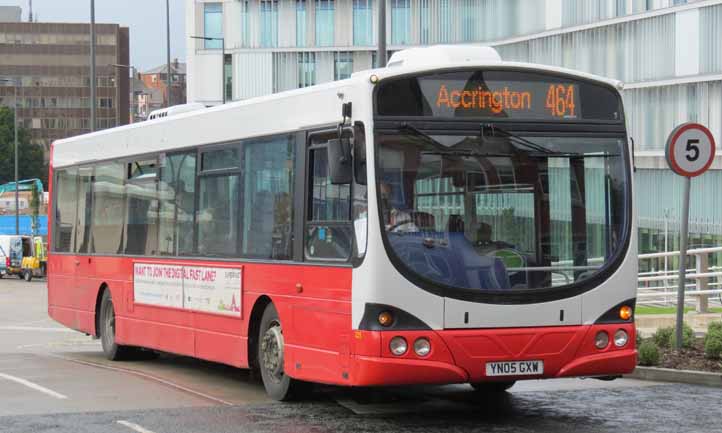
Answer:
470;381;516;393
99;290;134;361
257;303;308;401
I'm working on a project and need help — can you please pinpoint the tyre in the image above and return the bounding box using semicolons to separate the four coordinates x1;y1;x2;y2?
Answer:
99;289;134;361
23;270;32;282
470;381;516;393
257;303;308;401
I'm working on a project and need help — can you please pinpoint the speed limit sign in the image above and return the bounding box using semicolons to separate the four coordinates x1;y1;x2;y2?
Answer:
665;122;716;351
665;123;716;178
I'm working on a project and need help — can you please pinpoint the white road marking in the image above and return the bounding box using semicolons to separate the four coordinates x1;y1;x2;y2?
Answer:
117;420;157;433
0;326;75;333
0;372;68;400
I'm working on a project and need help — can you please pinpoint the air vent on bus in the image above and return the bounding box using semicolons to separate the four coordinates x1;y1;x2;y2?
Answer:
148;103;207;121
387;45;502;69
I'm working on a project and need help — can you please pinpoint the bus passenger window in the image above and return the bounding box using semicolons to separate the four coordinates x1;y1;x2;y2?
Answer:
91;162;124;254
197;174;240;256
158;152;196;256
241;135;294;260
125;160;159;255
305;147;353;261
53;168;78;252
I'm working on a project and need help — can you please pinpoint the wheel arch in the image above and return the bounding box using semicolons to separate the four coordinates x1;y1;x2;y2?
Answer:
93;282;110;337
247;295;273;370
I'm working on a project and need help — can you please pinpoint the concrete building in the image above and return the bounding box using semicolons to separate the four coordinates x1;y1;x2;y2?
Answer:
0;16;130;155
140;59;187;108
186;0;722;257
0;6;22;23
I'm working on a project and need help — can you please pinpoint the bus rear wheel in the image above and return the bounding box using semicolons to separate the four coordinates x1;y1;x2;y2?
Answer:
470;381;516;393
23;270;32;282
257;303;308;401
99;290;134;361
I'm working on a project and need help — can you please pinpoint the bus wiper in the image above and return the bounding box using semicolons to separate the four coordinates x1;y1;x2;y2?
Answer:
396;123;448;151
481;124;554;155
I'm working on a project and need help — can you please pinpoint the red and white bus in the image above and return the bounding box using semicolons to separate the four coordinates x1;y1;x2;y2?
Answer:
48;46;637;400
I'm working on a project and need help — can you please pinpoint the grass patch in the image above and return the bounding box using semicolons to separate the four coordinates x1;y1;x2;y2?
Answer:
636;306;722;315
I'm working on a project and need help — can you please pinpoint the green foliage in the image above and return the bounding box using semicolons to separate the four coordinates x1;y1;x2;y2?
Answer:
653;327;674;348
653;324;695;349
635;329;642;347
708;321;722;334
672;323;696;349
638;341;660;366
0;107;47;186
704;322;722;359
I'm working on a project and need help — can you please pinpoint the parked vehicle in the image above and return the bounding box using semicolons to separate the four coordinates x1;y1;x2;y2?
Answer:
0;235;46;281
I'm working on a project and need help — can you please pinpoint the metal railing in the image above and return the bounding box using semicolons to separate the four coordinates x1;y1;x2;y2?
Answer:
637;246;722;312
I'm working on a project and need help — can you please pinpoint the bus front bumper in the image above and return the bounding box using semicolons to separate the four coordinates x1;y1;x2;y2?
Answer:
349;323;637;387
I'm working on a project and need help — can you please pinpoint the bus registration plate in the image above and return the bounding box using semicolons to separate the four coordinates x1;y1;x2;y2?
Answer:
486;360;544;377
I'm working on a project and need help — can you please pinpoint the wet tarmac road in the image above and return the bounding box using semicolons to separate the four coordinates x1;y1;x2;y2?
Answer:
1;281;719;433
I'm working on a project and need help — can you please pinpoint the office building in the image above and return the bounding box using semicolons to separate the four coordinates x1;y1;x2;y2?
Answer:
0;16;130;156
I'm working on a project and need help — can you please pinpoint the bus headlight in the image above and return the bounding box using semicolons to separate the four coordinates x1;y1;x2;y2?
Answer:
389;336;408;356
595;331;609;349
614;329;629;347
413;338;431;357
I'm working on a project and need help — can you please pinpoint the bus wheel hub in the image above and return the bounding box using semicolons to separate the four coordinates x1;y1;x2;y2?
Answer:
261;324;284;380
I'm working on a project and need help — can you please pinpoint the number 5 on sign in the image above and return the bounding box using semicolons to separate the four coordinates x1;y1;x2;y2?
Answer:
665;122;716;351
665;123;716;177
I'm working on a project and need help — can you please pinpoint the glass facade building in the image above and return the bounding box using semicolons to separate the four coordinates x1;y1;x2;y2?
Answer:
187;0;722;260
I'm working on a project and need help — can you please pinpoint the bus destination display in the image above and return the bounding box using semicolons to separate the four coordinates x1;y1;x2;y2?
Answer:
376;70;623;122
433;82;579;119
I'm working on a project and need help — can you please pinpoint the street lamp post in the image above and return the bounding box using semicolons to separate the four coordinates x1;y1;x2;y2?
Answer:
1;77;19;234
190;35;226;105
166;0;172;108
90;0;97;132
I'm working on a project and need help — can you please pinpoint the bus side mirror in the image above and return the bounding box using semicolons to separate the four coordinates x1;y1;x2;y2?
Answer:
328;138;353;185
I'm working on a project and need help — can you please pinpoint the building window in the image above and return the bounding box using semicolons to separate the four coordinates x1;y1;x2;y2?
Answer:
334;52;353;80
296;0;307;47
224;54;233;101
353;0;372;46
315;0;335;47
391;0;410;45
419;0;430;44
203;3;223;49
240;0;250;47
260;0;278;48
298;52;316;88
99;97;113;108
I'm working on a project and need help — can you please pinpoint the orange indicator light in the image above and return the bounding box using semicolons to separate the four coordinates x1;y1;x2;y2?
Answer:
619;306;633;321
378;311;394;327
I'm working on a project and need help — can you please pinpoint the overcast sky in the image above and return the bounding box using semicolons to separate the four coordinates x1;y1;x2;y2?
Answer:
1;0;186;71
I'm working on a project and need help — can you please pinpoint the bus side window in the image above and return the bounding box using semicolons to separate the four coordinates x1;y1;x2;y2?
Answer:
158;152;197;256
305;146;353;261
53;168;78;252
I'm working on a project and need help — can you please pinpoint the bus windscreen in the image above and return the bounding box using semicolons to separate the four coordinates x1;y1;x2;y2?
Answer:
376;70;623;122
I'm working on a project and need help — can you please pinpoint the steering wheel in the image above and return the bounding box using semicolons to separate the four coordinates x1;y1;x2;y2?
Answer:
387;219;415;233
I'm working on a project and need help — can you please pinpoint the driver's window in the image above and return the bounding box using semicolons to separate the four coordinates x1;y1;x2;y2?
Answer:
305;146;353;261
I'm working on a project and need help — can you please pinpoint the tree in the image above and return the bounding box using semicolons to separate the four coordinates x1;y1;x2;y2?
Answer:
0;107;47;187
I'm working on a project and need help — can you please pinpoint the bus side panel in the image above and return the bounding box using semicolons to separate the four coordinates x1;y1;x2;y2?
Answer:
280;266;353;385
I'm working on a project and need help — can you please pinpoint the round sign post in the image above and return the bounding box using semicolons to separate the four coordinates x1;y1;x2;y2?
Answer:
665;123;716;351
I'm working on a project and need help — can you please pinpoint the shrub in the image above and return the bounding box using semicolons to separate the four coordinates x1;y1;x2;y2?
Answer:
708;321;722;334
653;327;674;348
671;323;696;349
635;330;642;347
654;325;695;349
638;341;660;366
704;323;722;359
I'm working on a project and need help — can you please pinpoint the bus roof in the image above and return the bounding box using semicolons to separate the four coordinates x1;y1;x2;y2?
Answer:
52;45;622;168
